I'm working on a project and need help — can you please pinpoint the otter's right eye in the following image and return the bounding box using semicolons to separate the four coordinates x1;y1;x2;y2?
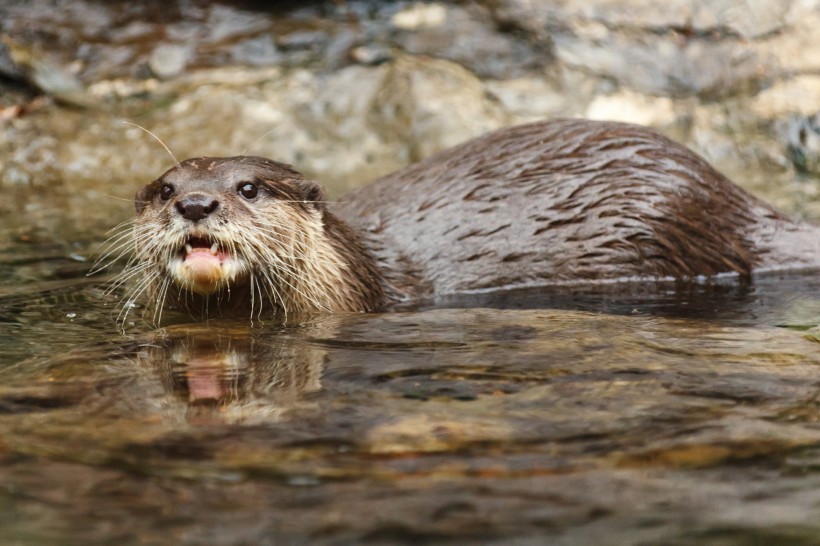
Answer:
159;184;174;201
238;182;258;200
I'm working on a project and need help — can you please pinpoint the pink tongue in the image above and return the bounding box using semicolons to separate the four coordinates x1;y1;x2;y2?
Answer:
186;364;223;401
184;248;222;280
185;248;221;262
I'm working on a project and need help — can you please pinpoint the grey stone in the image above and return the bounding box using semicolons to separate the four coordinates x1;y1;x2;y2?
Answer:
231;35;280;66
782;113;820;176
149;43;193;80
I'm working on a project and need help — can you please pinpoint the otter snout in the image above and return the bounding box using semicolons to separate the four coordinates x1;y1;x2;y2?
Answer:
176;194;219;222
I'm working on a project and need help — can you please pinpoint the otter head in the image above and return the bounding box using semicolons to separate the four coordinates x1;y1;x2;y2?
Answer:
132;156;331;317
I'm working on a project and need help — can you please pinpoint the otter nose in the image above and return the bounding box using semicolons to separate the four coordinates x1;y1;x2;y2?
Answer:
175;195;219;222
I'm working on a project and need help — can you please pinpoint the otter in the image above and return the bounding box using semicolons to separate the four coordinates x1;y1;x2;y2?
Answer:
123;119;820;321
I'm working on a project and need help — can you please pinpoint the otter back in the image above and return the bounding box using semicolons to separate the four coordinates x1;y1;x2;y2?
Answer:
334;119;820;299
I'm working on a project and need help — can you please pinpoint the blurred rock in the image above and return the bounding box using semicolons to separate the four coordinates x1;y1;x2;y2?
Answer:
391;2;553;79
231;35;280;66
350;44;393;66
0;35;89;107
148;43;193;80
782;113;820;176
251;56;505;188
484;78;573;123
0;36;27;82
391;3;448;30
203;4;270;45
371;56;507;161
750;76;820;119
585;89;677;127
553;30;775;99
690;0;792;39
0;0;819;241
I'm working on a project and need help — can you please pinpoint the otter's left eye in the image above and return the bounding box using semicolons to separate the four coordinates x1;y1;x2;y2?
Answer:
238;182;258;200
159;184;174;201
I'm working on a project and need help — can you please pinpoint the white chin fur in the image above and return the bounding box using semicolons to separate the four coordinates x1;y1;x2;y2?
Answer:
168;257;245;295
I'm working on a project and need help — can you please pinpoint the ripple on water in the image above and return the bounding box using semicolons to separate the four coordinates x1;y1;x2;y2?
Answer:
1;249;820;542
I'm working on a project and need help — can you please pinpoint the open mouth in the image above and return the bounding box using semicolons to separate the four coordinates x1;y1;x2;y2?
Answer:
172;235;237;295
182;236;221;260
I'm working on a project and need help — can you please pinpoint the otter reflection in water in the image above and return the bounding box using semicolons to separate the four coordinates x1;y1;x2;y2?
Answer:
111;324;326;424
106;119;820;322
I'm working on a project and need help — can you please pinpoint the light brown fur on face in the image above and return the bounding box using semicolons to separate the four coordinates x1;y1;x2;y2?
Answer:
122;156;386;322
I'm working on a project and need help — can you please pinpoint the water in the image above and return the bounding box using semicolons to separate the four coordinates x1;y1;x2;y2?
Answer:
1;233;820;544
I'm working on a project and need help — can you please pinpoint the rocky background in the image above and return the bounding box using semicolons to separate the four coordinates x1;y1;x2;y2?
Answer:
0;0;818;242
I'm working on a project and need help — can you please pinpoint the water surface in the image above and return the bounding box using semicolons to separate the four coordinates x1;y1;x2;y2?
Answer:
1;236;819;544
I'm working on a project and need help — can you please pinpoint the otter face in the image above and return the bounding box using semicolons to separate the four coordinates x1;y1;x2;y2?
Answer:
132;156;327;309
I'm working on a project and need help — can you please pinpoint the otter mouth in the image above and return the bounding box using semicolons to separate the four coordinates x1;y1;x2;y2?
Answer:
171;235;242;295
182;236;223;261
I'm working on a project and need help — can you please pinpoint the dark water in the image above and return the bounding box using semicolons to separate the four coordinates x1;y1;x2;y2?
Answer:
1;237;820;544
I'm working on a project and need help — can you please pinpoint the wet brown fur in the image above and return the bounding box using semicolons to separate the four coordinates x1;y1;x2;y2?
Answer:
131;156;384;319
130;119;820;319
337;119;820;299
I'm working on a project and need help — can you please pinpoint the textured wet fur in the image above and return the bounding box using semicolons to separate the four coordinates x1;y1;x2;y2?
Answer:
122;156;384;322
337;119;820;298
119;119;820;321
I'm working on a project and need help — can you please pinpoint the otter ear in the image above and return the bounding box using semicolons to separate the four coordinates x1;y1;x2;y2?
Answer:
296;179;328;207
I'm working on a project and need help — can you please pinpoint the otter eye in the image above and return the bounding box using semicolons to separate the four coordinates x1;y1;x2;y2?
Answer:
238;182;258;199
159;184;174;201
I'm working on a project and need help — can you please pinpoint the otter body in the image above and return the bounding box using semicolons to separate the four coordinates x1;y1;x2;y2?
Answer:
128;119;820;319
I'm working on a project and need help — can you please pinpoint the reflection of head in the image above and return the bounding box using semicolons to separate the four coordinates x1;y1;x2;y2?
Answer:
116;321;331;425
